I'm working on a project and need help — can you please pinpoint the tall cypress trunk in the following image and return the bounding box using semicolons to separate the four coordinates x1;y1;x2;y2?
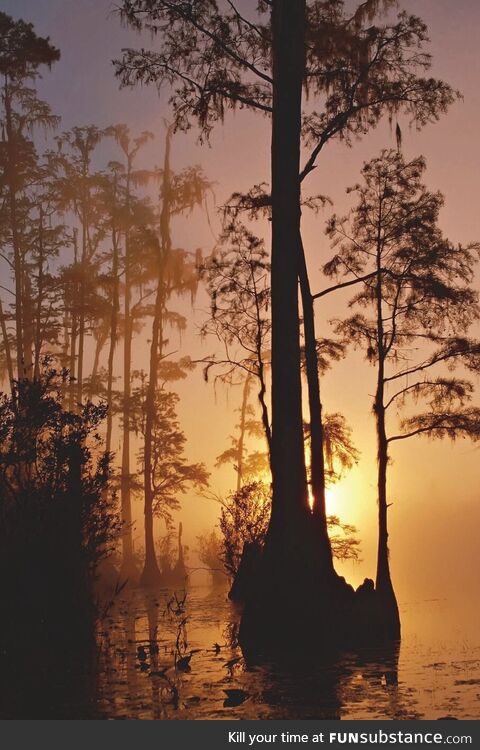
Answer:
105;188;120;456
76;215;87;409
240;1;347;652
140;127;173;586
33;206;45;381
375;392;390;592
4;78;25;381
60;312;70;405
172;521;186;583
0;296;14;387
177;522;184;568
250;266;272;465
236;375;251;490
120;167;136;578
68;314;78;411
298;235;333;568
268;0;308;532
89;330;107;399
374;241;400;637
241;0;312;649
120;257;134;571
0;85;15;388
140;270;164;586
23;275;34;377
68;229;79;411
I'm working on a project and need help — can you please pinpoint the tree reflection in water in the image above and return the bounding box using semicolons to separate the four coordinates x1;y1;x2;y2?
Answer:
4;584;478;719
93;584;419;720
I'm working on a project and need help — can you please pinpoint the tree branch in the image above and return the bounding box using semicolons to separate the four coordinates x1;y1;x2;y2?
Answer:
312;271;377;300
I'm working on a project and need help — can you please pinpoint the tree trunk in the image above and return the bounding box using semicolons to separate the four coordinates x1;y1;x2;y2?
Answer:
119;162;137;580
298;235;333;568
4;79;25;381
34;206;45;381
23;276;35;378
0;296;14;388
236;375;251;490
238;2;359;655
140;278;163;587
375;405;390;592
140;127;173;587
89;330;107;399
68;313;78;411
105;206;120;456
60;312;70;406
268;0;308;531
68;229;79;411
241;0;326;651
172;522;187;584
76;254;86;408
119;254;136;578
251;266;272;465
374;244;400;638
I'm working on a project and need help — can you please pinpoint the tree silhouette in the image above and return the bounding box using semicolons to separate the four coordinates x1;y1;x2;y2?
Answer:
0;366;121;670
56;126;108;408
139;126;211;585
0;11;60;383
326;150;480;634
100;162;123;455
140;388;209;524
215;381;270;491
201;216;357;542
200;221;272;460
110;124;154;580
28;153;68;381
0;2;474;704
196;529;225;585
114;3;462;645
218;482;360;589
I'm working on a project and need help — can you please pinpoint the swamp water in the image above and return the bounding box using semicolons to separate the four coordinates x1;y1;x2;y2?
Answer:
2;584;479;719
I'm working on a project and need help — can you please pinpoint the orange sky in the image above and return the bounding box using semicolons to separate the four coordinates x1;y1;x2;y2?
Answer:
2;0;479;603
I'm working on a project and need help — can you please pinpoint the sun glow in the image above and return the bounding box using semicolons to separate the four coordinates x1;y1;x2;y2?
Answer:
325;485;339;516
307;484;340;514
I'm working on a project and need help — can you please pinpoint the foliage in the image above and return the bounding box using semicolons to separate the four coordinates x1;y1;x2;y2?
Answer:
219;482;271;579
217;400;359;489
156;530;184;573
0;11;60;79
309;412;360;485
115;1;457;171
0;368;120;566
215;396;270;483
0;11;61;384
196;529;224;580
218;481;360;579
133;387;209;525
0;368;121;651
327;515;361;563
200;220;271;386
326;149;480;443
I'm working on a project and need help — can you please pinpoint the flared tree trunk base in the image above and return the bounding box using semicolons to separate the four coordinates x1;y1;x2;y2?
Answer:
169;560;187;588
140;556;162;588
240;574;401;658
374;579;401;641
239;516;401;658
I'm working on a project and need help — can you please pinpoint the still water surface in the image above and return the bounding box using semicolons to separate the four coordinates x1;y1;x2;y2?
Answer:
91;584;479;720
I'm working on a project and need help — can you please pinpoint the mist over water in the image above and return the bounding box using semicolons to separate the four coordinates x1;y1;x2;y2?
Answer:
90;585;479;720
